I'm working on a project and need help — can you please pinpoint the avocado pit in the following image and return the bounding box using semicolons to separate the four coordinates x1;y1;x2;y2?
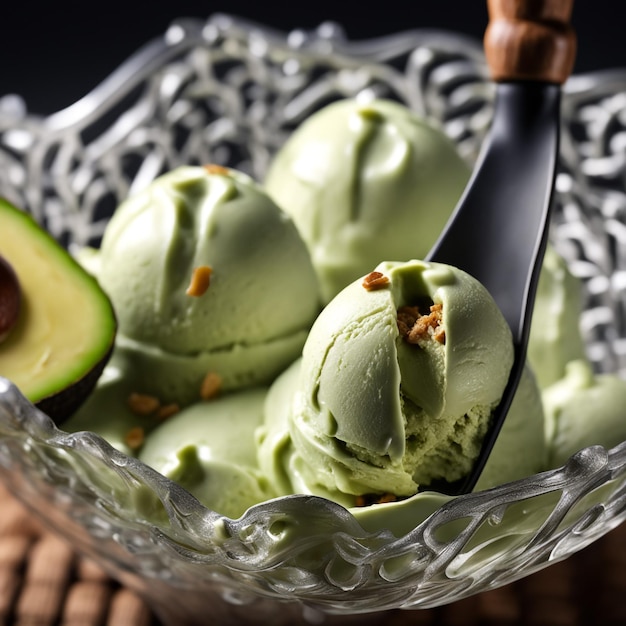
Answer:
0;255;21;343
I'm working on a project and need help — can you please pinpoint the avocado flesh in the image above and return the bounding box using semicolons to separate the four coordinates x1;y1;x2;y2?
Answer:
0;198;116;422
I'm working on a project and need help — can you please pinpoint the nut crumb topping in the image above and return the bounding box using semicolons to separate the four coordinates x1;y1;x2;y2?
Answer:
201;371;222;400
362;271;390;291
203;164;230;176
355;493;398;507
127;393;160;416
157;403;180;421
125;427;145;451
186;266;213;297
397;303;445;345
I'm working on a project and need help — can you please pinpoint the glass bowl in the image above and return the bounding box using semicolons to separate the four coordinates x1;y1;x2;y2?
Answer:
2;13;626;626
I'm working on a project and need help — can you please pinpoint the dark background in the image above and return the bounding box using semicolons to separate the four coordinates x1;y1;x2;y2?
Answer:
2;1;622;115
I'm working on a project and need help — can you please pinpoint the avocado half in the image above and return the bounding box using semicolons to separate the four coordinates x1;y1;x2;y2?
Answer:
0;198;116;423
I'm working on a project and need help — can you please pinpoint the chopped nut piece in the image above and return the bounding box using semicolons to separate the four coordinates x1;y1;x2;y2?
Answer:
362;271;390;291
200;371;222;400
157;403;180;421
125;427;145;451
397;302;445;345
127;392;160;416
434;326;446;344
186;266;213;297
355;493;398;507
203;164;230;176
397;305;420;336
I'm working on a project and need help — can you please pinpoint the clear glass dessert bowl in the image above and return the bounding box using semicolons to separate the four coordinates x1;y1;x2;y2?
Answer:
1;14;626;625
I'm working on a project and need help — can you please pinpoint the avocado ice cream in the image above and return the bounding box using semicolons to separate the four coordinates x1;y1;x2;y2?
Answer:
63;356;277;517
265;98;471;303
527;246;587;389
258;356;546;506
62;354;152;457
94;165;321;406
139;388;275;518
260;258;525;502
60;115;603;530
543;359;626;468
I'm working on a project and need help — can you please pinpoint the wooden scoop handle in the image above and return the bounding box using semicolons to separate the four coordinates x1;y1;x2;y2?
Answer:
484;0;576;84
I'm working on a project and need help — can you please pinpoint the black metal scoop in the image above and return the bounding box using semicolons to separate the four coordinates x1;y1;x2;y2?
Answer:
427;0;576;495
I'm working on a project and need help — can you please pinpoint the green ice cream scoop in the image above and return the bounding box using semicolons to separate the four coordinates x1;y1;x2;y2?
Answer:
139;388;275;518
544;359;626;468
527;246;586;389
258;356;545;518
265;99;470;303
98;166;321;405
62;355;156;457
286;259;514;498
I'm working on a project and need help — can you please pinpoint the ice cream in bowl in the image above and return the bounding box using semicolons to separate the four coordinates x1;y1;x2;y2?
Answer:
1;13;626;625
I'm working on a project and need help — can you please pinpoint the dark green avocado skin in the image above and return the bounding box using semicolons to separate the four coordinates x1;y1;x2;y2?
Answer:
35;344;114;425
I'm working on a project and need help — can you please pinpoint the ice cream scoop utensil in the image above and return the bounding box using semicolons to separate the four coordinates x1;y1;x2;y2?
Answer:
427;0;576;495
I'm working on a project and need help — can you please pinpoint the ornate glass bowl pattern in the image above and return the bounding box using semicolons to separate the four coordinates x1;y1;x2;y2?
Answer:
1;14;626;626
